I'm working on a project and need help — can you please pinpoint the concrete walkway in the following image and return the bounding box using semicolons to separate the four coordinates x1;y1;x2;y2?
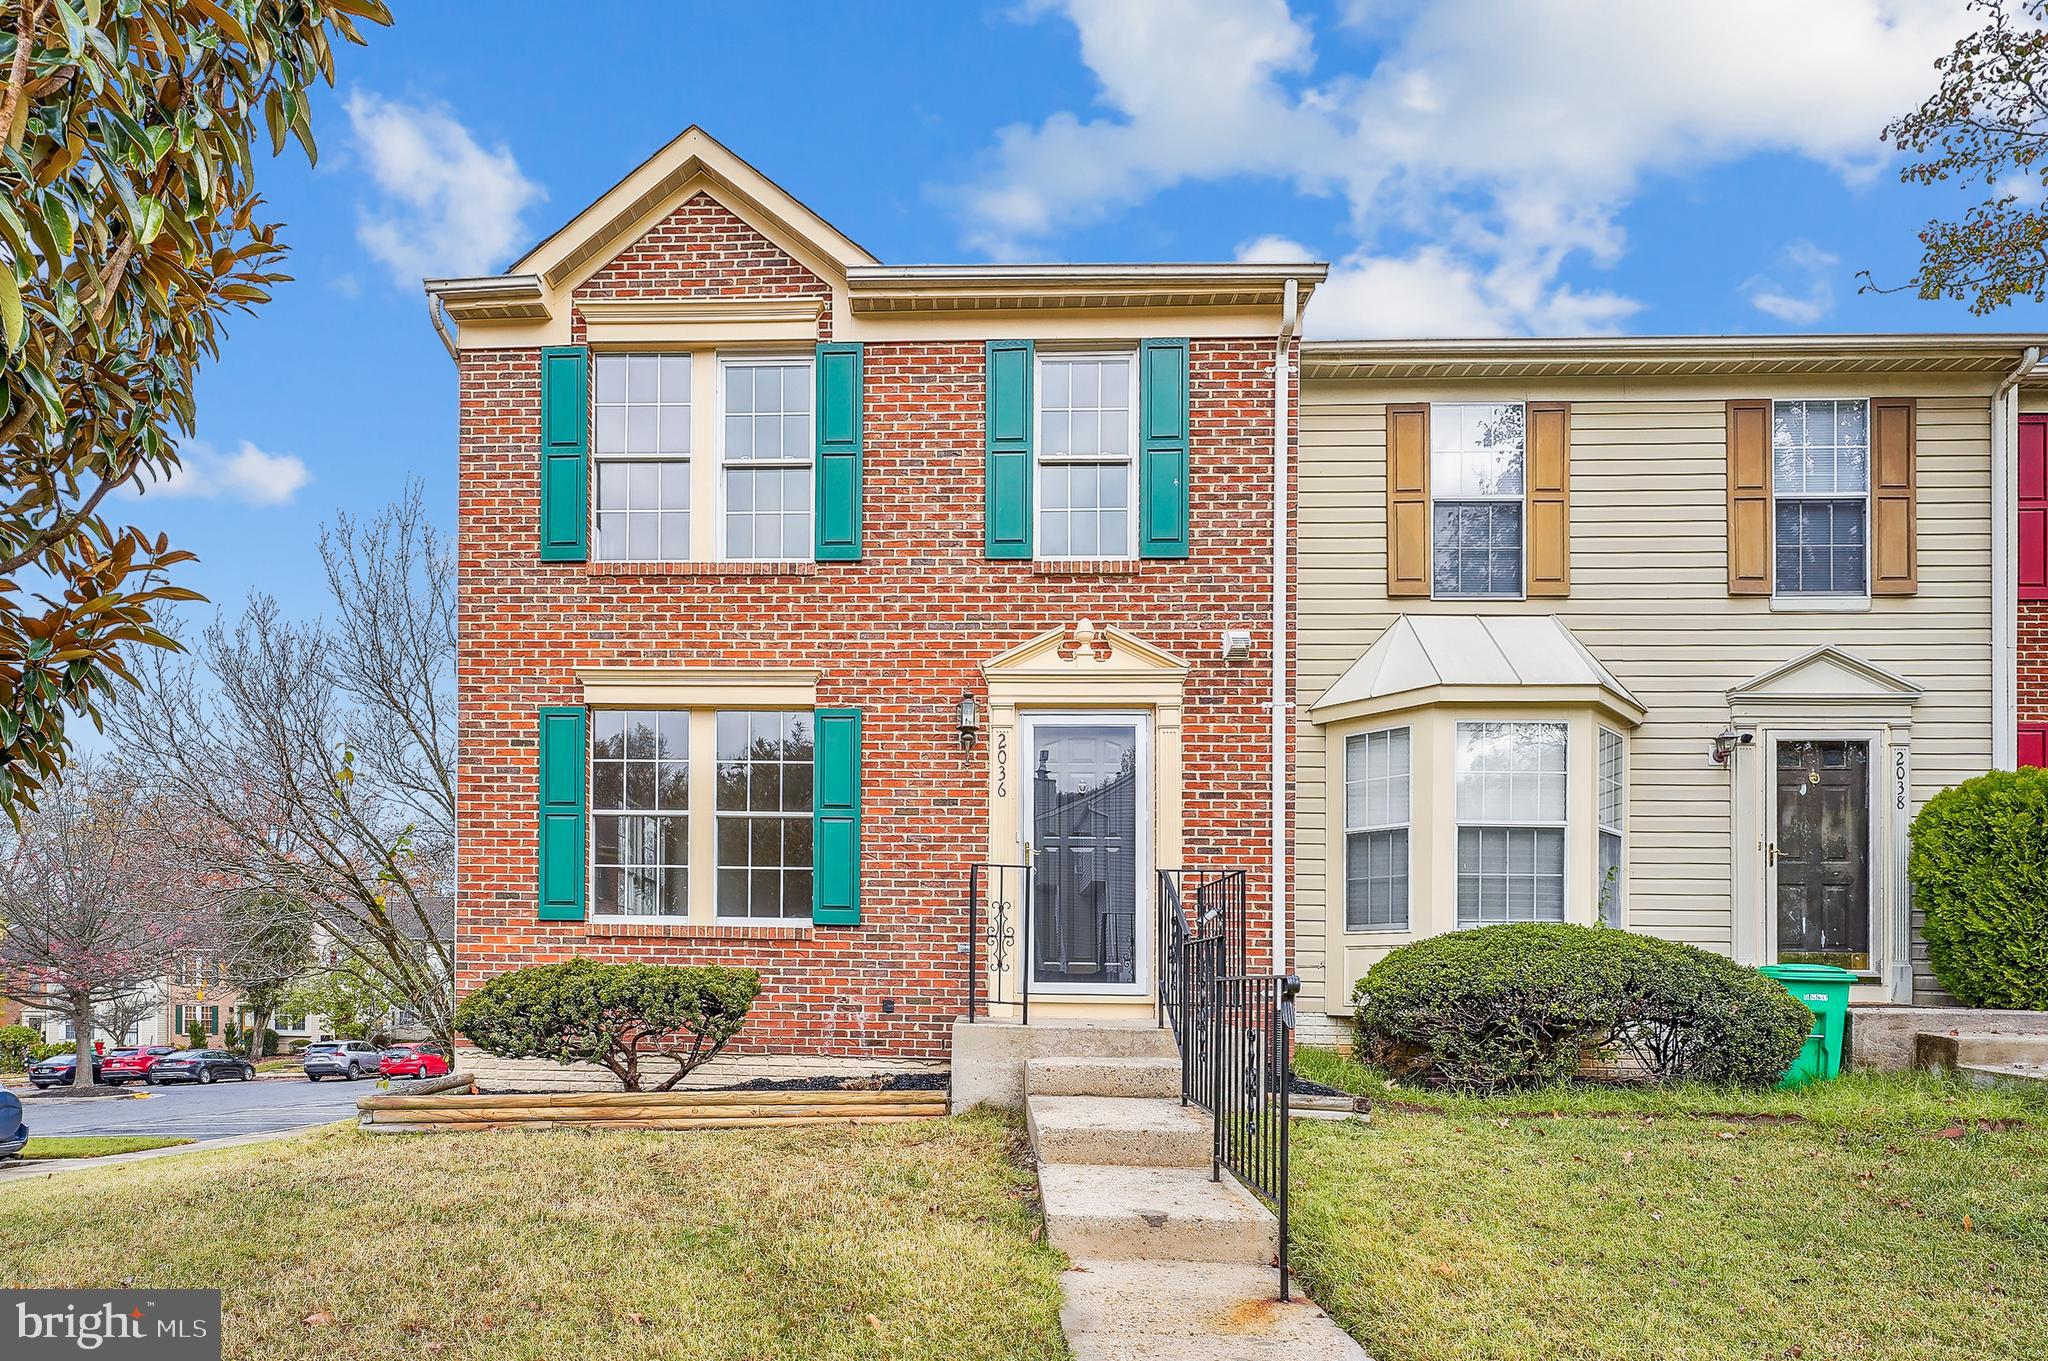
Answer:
0;1125;327;1186
1021;1040;1369;1360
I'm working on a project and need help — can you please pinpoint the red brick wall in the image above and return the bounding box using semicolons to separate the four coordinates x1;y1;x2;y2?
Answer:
455;209;1292;1062
2021;602;2048;726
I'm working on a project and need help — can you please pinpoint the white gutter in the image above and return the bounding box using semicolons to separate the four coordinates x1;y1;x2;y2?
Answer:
428;294;458;362
1990;344;2040;770
1272;280;1298;976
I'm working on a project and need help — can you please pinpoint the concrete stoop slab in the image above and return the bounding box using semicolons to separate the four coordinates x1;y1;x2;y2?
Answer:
1027;1055;1183;1099
1916;1031;2048;1073
951;1020;1179;1113
1060;1259;1371;1361
1959;1061;2048;1089
1040;1162;1277;1263
1027;1094;1212;1168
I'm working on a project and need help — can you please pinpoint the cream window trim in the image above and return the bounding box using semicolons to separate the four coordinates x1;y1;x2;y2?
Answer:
576;667;821;709
580;298;825;347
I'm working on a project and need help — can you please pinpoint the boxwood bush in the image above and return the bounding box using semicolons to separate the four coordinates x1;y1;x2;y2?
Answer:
1909;769;2048;1009
454;960;761;1091
1350;923;1811;1092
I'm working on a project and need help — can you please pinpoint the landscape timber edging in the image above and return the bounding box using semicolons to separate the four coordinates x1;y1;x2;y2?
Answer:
355;1081;948;1133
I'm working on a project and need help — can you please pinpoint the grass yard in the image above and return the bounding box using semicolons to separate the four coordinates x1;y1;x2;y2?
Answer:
0;1110;1068;1361
17;1135;193;1160
1292;1048;2048;1361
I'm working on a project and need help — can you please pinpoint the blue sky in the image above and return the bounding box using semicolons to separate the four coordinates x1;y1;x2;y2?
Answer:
135;0;2043;625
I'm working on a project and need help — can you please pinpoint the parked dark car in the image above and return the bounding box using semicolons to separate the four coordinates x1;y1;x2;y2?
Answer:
100;1045;176;1086
302;1039;382;1081
146;1050;255;1085
27;1052;102;1088
378;1043;451;1080
0;1091;25;1159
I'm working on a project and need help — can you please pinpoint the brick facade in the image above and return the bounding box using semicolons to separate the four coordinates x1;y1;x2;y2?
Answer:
456;203;1292;1062
2020;601;2048;726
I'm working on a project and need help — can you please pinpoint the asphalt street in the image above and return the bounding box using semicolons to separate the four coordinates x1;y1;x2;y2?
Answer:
11;1075;368;1139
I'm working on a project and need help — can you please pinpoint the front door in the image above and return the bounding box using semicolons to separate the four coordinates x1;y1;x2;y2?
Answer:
1023;715;1148;993
1773;738;1871;970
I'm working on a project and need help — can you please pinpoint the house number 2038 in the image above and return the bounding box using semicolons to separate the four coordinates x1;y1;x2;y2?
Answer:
1893;750;1908;812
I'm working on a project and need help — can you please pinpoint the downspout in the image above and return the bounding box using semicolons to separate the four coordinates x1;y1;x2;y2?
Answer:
428;292;458;362
1991;344;2040;771
1271;280;1298;977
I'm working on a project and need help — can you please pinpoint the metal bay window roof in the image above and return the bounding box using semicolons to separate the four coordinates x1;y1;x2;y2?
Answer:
1310;614;1644;726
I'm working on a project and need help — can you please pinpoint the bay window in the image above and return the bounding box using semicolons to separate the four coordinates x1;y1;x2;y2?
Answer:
1344;727;1410;931
1598;727;1625;927
1454;720;1567;926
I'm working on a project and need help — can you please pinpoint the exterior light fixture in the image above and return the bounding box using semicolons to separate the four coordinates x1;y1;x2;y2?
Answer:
956;693;980;749
1711;729;1753;766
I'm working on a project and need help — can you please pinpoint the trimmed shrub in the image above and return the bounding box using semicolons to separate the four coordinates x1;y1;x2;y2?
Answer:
1910;769;2048;1008
1350;923;1811;1092
0;1024;40;1071
454;960;761;1092
261;1028;281;1057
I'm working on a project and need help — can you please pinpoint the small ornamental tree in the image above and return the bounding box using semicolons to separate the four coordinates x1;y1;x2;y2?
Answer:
1909;769;2048;1009
454;961;761;1092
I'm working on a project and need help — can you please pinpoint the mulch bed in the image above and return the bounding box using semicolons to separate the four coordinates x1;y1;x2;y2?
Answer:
21;1084;135;1100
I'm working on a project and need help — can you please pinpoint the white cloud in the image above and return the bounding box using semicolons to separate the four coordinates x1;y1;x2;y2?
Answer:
1741;240;1844;326
136;440;311;506
953;0;1972;334
344;89;545;287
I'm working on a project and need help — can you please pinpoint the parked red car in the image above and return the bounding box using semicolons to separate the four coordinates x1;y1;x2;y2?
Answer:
100;1045;175;1086
378;1043;451;1079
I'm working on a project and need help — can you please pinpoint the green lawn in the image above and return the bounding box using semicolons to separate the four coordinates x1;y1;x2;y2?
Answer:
1292;1049;2048;1361
18;1135;193;1160
0;1111;1068;1361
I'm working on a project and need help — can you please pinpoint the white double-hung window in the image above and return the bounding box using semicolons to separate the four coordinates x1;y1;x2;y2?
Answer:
1344;727;1410;931
590;710;690;917
720;356;814;561
1454;720;1568;926
1597;727;1625;927
1037;352;1136;558
1431;402;1526;598
1771;398;1869;598
593;354;692;562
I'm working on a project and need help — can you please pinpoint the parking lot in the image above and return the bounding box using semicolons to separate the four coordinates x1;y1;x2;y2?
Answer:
14;1075;369;1140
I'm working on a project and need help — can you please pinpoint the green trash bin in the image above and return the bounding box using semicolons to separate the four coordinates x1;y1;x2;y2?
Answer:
1758;963;1857;1087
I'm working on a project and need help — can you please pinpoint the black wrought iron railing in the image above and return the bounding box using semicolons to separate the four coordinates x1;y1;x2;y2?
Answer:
964;861;1032;1024
1154;867;1298;1301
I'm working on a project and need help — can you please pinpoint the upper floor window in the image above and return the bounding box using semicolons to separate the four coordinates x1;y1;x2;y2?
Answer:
1772;399;1867;597
1344;726;1411;931
1431;402;1525;598
594;354;692;562
1454;720;1566;927
720;357;813;561
1038;352;1136;559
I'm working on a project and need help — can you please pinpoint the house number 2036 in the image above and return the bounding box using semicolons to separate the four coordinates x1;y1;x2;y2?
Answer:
1893;750;1908;812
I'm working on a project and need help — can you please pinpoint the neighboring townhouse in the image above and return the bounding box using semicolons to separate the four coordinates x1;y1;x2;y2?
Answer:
430;129;1317;1065
2017;376;2048;765
1292;336;2043;1042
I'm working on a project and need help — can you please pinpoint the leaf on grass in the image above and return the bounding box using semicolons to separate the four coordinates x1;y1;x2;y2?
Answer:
301;1311;334;1327
1934;1124;1967;1139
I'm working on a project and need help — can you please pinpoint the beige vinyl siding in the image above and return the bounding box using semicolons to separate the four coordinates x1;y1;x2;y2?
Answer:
1297;380;1995;1015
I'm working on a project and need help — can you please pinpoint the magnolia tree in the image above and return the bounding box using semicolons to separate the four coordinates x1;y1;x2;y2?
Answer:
0;760;207;1084
0;0;389;819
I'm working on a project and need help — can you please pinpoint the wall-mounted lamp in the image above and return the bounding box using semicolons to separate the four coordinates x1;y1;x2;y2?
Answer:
956;692;980;749
1711;728;1753;766
1220;629;1254;662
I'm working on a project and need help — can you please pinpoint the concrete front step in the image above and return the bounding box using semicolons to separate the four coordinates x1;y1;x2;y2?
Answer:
1028;1094;1212;1168
951;1019;1179;1112
1060;1259;1371;1361
1916;1031;2048;1073
1040;1163;1276;1264
1027;1055;1183;1099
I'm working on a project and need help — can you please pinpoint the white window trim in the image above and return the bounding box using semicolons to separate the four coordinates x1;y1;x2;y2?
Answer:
1342;725;1412;935
1769;395;1872;609
1427;400;1528;602
1452;718;1570;928
1597;726;1626;927
1762;729;1884;977
584;703;817;929
715;351;816;564
1033;348;1140;562
590;351;694;564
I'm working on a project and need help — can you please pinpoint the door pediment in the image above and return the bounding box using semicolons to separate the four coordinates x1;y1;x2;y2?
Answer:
982;619;1190;685
1727;646;1921;722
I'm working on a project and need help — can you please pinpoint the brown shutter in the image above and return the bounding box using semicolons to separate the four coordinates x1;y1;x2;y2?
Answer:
1727;399;1772;595
1526;401;1570;596
1387;403;1430;596
1870;397;1917;595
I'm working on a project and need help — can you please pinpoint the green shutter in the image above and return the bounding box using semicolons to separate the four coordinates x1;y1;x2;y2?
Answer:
1139;337;1190;558
812;708;863;925
540;346;589;562
984;339;1034;558
206;1007;218;1033
537;706;588;920
173;1005;183;1033
815;342;864;560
